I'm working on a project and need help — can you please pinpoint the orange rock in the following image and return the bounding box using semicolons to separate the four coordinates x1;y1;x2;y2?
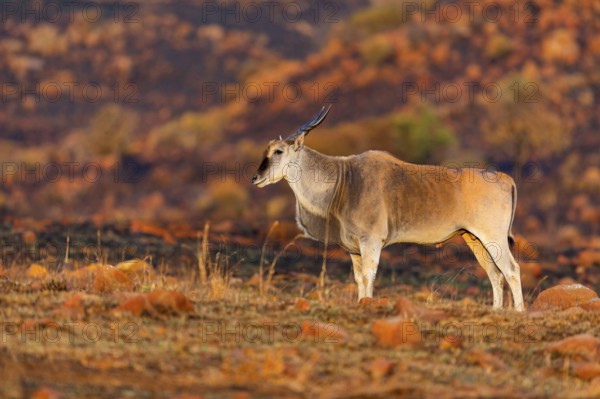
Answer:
394;296;446;323
440;334;463;350
394;296;421;317
116;293;155;316
531;284;598;311
371;317;422;348
466;349;507;371
147;289;194;314
56;293;86;318
65;264;100;289
301;321;348;344
26;264;48;279
228;393;250;399
293;297;310;312
366;357;395;380
31;386;62;399
546;334;600;362
63;293;84;309
359;297;390;308
93;265;134;293
573;362;600;380
581;298;600;312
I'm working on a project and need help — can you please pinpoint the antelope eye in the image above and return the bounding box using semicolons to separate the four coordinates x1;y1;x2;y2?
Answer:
274;149;283;155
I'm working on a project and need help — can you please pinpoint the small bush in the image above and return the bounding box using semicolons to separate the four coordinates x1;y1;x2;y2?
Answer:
391;107;457;164
486;34;513;59
196;180;249;220
351;5;406;35
147;109;226;154
87;104;139;158
359;36;395;66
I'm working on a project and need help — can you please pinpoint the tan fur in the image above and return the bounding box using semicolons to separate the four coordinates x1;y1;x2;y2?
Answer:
253;140;524;311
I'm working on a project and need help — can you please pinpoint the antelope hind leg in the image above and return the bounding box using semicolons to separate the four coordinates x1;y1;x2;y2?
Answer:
462;232;504;309
478;235;525;312
350;253;366;300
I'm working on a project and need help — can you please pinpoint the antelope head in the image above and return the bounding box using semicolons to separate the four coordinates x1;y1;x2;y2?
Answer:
252;105;331;187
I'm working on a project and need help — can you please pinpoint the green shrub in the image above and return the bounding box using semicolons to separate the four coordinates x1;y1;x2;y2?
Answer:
486;34;514;59
391;107;457;164
350;5;406;35
87;104;139;157
359;37;395;66
148;109;226;152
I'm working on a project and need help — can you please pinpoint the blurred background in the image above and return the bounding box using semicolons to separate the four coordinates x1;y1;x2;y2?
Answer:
0;0;598;272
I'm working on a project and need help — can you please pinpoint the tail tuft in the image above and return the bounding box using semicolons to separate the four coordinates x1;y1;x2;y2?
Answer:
508;180;517;250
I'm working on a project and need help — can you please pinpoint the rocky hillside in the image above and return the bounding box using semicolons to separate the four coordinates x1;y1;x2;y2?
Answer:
0;0;598;253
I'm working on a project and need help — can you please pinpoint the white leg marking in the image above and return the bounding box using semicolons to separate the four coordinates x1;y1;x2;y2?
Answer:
350;254;366;300
479;236;525;311
359;241;382;299
462;233;504;309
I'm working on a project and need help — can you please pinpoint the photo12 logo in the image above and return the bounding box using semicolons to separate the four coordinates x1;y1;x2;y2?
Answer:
0;1;140;23
401;1;540;24
1;321;139;344
1;161;144;184
1;82;138;105
200;1;340;24
200;81;338;104
399;81;540;104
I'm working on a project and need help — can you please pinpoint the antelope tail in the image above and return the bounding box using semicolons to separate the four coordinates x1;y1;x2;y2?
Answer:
508;182;517;249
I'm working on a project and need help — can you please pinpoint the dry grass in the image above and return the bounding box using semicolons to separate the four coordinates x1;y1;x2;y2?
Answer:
1;232;600;399
1;260;600;399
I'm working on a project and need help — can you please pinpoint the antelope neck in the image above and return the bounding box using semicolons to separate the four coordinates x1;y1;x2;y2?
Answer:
286;147;342;218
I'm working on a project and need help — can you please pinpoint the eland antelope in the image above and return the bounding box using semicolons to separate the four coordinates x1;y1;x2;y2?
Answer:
252;106;525;311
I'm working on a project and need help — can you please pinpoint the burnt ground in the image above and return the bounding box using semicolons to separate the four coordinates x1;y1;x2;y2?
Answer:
0;220;599;398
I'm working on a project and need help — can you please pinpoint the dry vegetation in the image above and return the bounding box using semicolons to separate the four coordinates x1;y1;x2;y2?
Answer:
1;224;600;398
0;0;598;243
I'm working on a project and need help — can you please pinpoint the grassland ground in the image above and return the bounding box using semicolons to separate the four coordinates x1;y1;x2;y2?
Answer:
0;222;599;398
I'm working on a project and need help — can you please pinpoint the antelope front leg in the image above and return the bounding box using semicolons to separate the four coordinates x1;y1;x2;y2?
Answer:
350;253;365;300
359;241;383;298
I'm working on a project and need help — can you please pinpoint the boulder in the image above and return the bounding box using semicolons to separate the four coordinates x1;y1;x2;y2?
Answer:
371;317;422;348
531;284;598;311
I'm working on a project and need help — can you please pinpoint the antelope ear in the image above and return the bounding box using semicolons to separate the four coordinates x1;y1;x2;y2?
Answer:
293;133;305;151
